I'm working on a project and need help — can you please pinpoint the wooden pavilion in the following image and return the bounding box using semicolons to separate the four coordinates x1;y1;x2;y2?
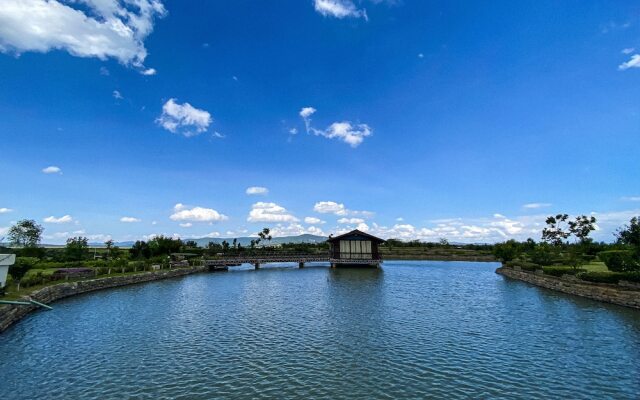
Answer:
327;229;385;268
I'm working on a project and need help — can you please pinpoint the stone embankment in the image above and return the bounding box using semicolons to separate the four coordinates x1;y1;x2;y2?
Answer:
496;266;640;310
0;266;206;333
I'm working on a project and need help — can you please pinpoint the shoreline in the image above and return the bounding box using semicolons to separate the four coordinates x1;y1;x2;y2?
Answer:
0;266;207;333
496;266;640;310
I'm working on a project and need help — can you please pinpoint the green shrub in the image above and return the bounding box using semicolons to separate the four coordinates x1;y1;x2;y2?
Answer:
504;260;540;271
579;271;623;284
598;250;638;272
543;266;584;277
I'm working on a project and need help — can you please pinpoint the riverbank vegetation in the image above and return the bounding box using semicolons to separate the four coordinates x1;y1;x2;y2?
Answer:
493;215;640;285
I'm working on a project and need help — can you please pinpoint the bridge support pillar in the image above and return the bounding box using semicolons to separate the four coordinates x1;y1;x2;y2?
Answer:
299;262;304;269
254;263;260;269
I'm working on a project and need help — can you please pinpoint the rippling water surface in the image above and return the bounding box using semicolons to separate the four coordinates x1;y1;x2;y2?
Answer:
1;261;639;399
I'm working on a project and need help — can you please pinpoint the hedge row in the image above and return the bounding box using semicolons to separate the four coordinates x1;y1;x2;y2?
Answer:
542;266;585;277
579;272;640;284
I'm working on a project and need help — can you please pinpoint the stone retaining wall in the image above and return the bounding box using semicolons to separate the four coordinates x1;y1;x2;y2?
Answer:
496;267;640;310
0;266;207;333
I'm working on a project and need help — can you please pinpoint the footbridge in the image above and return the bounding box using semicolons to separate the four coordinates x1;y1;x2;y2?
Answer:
202;253;381;270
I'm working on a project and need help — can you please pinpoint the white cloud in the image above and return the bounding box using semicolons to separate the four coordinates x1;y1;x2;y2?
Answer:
246;186;269;195
396;217;404;222
120;216;141;223
0;208;13;214
289;128;298;135
622;48;635;55
418;53;424;58
170;203;228;223
113;90;123;99
0;0;165;69
619;54;640;70
314;0;367;20
179;223;193;228
523;202;552;209
304;217;325;224
0;227;9;236
621;196;640;202
157;98;213;137
42;166;62;174
300;107;317;118
247;202;298;223
44;215;73;224
364;210;640;243
268;223;325;237
212;131;225;139
299;107;372;147
313;201;347;215
313;201;374;218
338;217;365;224
141;67;157;76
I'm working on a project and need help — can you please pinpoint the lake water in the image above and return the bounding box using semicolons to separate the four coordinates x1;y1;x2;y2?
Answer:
1;261;639;399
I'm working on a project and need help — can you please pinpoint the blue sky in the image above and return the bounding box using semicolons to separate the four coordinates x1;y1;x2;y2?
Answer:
1;0;639;243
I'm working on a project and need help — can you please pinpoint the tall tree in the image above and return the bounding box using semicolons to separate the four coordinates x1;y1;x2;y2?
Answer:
616;216;640;259
541;214;570;246
258;228;272;246
568;215;597;243
8;219;43;248
65;237;89;261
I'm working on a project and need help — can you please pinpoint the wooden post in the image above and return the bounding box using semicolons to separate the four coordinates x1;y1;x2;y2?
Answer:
299;262;304;269
254;263;260;269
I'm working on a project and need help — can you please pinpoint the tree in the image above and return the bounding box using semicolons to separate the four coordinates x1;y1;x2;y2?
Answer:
221;240;230;254
615;216;640;266
105;240;115;259
184;240;199;248
493;240;520;262
130;241;151;259
541;214;570;246
617;216;640;252
8;219;43;248
568;215;597;244
65;237;89;261
258;228;272;246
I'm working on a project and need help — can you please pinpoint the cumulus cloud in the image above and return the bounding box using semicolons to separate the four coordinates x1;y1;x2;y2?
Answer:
113;90;123;99
299;107;372;148
364;210;640;243
313;201;347;216
304;217;325;224
0;208;13;214
313;201;374;218
246;186;269;195
268;223;325;237
141;67;157;76
42;166;62;174
622;48;635;55
0;0;165;70
338;217;365;224
619;54;640;70
179;223;192;228
44;215;73;224
247;202;298;223
157;99;213;137
523;203;552;209
120;216;141;223
314;0;367;20
170;203;228;223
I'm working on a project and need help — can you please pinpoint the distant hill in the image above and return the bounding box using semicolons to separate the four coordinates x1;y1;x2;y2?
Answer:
84;234;328;248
